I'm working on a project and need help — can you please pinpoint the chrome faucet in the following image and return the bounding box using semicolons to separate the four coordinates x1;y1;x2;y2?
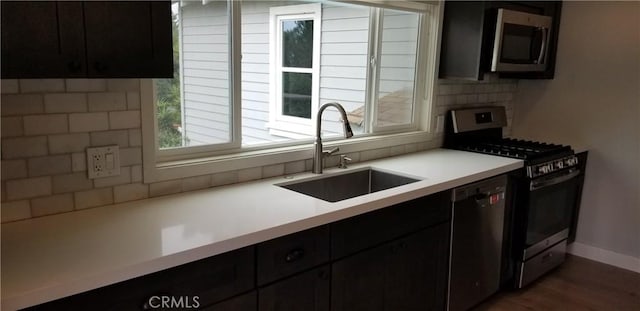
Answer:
312;102;354;174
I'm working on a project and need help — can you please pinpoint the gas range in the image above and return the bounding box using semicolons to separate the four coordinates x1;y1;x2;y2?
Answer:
444;107;578;178
454;138;578;178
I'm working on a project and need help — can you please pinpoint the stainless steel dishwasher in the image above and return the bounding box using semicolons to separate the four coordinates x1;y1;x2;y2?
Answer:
448;174;507;311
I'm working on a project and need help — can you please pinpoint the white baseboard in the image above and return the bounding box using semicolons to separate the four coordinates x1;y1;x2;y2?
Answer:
568;242;640;273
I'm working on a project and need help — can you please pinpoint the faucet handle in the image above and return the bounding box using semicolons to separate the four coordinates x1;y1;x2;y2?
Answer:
323;147;339;156
339;155;352;169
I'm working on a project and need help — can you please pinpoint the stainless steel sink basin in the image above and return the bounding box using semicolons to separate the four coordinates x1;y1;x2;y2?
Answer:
277;167;420;202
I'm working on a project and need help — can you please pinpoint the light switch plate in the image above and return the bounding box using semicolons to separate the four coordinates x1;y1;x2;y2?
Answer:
87;145;120;179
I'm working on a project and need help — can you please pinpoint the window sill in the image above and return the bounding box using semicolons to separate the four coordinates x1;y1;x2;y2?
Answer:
143;130;436;183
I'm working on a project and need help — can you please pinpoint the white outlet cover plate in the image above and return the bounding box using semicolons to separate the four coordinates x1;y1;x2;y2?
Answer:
87;145;120;179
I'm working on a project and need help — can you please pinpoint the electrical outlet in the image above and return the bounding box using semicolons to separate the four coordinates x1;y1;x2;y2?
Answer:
87;146;120;179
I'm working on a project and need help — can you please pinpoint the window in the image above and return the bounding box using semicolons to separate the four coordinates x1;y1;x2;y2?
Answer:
143;0;441;182
268;4;321;138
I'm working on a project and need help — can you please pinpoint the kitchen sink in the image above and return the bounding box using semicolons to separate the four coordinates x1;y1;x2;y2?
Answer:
277;167;420;202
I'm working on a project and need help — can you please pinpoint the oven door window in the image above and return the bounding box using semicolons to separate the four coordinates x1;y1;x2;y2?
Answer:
526;171;580;247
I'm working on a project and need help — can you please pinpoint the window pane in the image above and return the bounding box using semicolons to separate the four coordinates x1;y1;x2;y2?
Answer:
157;0;231;150
375;9;419;127
155;2;183;149
282;19;313;68
282;72;312;118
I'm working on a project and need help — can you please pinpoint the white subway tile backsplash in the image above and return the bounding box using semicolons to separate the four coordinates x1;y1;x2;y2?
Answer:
31;193;74;217
211;171;238;187
28;155;72;177
6;176;51;200
24;114;68;135
131;165;142;183
149;179;182;198
1;117;23;137
75;188;113;210
113;183;148;203
181;175;211;192
52;172;93;194
389;145;406;157
1;200;31;222
107;79;140;92
44;93;87;113
48;133;90;154
119;147;142;166
69;112;109;132
1;94;44;116
2;136;48;159
262;164;285;179
109;111;141;129
126;92;141;110
1;159;27;181
65;79;107;93
93;166;131;188
1;79;19;94
88;93;127;112
360;148;390;162
128;129;142;147
90;130;129;147
71;153;87;172
238;167;262;183
405;144;418;154
19;79;65;93
284;161;306;175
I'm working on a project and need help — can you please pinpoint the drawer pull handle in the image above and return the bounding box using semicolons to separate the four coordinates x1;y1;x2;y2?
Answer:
285;248;305;263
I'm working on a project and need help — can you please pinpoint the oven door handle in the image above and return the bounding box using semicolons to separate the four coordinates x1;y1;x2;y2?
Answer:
530;169;580;191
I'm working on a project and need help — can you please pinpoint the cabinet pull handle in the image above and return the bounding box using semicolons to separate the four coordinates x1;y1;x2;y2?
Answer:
285;248;305;263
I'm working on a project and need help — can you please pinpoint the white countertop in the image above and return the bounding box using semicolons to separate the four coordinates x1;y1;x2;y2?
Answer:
1;149;523;310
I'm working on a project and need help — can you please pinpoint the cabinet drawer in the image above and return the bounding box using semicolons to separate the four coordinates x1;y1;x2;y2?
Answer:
257;225;330;286
331;191;451;259
27;247;255;311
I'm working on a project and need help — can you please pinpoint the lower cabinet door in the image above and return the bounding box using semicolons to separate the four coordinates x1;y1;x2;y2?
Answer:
258;265;330;311
203;291;257;311
331;223;450;311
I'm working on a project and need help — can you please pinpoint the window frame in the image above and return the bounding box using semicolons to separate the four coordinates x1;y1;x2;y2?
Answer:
141;0;443;183
268;4;322;138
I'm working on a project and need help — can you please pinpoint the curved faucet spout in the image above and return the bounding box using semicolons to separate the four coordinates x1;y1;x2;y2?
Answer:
316;102;354;140
312;102;354;174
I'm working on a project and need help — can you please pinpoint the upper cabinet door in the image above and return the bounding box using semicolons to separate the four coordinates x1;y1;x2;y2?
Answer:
83;1;173;78
1;1;86;78
1;1;173;79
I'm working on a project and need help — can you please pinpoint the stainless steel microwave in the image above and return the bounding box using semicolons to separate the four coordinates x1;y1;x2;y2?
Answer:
491;8;553;72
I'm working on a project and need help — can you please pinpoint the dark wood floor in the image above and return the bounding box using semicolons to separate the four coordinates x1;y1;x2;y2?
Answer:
474;255;640;311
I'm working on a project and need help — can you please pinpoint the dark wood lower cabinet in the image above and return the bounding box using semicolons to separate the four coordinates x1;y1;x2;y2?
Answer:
258;266;330;311
331;222;450;311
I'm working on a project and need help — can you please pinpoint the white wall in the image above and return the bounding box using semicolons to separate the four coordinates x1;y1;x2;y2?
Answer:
511;2;640;265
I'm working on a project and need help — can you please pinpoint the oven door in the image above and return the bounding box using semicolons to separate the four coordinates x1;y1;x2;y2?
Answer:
523;168;580;259
491;8;553;72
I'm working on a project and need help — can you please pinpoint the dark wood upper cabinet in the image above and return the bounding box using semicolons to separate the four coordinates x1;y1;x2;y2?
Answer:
1;1;173;79
439;1;562;80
